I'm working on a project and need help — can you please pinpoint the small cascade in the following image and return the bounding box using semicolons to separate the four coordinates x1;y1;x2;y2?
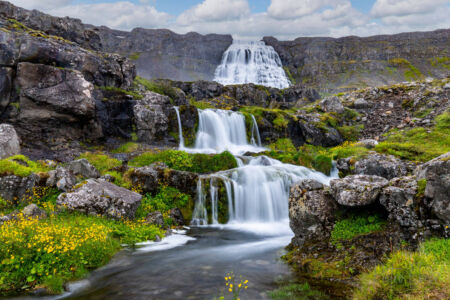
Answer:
213;40;291;89
174;107;185;148
250;114;262;147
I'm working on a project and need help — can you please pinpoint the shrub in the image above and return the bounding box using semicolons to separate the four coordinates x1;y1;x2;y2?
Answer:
0;155;51;177
353;238;450;300
0;213;163;295
331;214;386;243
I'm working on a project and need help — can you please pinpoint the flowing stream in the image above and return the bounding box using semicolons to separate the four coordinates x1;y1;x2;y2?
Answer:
213;40;291;89
29;108;336;300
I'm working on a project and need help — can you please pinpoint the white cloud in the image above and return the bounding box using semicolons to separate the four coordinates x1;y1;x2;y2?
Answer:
267;0;346;19
371;0;449;17
10;0;72;11
177;0;250;25
47;2;171;30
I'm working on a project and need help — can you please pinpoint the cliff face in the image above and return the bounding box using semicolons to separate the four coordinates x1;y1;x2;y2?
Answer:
264;30;450;92
0;1;232;82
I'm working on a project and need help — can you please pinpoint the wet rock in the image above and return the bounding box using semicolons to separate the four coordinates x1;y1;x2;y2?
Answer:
145;211;164;227
169;208;185;226
133;92;171;143
0;124;20;159
67;159;100;179
0;174;38;204
289;179;338;247
57;179;142;219
46;167;77;191
22;204;47;219
354;154;412;179
320;96;344;114
415;152;450;223
330;175;389;206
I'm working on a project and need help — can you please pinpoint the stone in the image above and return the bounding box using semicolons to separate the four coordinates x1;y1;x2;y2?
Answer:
353;98;369;109
133;92;171;143
57;179;142;219
356;139;378;149
145;211;165;227
354;154;412;180
0;174;38;204
46;167;77;191
67;159;100;179
415;152;450;223
289;180;338;247
0;124;20;159
320;96;344;114
22;204;47;219
169;208;185;226
330;175;389;206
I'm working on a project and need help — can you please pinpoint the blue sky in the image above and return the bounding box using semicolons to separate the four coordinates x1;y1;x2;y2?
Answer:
10;0;450;39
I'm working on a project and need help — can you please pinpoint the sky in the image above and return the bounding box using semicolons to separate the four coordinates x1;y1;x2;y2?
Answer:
8;0;450;40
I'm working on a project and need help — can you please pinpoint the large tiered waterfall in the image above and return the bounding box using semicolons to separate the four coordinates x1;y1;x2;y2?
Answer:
175;108;336;233
213;41;291;89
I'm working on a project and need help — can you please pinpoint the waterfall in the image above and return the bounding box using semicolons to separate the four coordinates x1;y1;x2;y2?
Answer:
213;40;291;89
174;107;185;148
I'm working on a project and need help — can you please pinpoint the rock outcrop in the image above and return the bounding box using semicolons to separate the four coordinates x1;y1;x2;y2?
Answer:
67;159;100;179
57;179;142;219
0;173;38;204
46;167;77;192
353;154;414;180
0;124;20;159
330;175;389;206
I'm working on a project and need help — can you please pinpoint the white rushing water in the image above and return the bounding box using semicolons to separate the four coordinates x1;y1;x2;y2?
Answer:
213;40;291;89
175;107;337;234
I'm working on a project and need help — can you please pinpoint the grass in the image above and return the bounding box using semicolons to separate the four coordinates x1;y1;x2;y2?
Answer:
388;58;423;81
375;112;450;162
353;238;450;300
111;142;140;154
134;76;178;100
128;150;237;174
0;155;52;177
269;283;326;300
78;152;122;174
0;212;163;295
97;85;143;100
330;214;386;243
337;125;364;142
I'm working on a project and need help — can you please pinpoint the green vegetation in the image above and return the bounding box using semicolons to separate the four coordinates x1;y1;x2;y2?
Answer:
189;98;216;109
337;125;364;141
129;150;237;174
269;138;297;153
134;76;178;100
353;238;450;300
331;214;386;243
111;142;140;154
0;155;52;177
416;179;427;199
78;152;122;174
97;85;143;100
270;283;326;300
430;56;450;70
375;112;450;162
6;19;72;44
136;186;191;225
283;67;296;85
128;52;141;61
273;115;289;130
388;58;423;81
0;212;163;295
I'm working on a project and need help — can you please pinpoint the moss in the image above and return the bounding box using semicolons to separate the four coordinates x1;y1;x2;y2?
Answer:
312;155;333;175
97;86;143;100
269;283;326;300
128;52;141;61
388;58;423;81
331;214;386;243
414;108;432;118
273;115;289;130
429;57;450;70
0;155;52;177
269;138;297;153
337;125;363;141
111;142;139;154
189;98;215;109
283;66;296;85
78;152;122;174
416;179;427;198
134;76;178;100
6;19;72;44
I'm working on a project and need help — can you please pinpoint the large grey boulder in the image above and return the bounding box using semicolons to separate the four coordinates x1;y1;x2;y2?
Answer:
354;153;412;180
57;179;142;219
320;96;344;114
415;152;450;223
133;92;171;143
0;174;38;204
0;124;20;159
289;179;337;247
67;159;100;179
22;204;47;219
46;167;77;191
330;175;389;206
129;163;198;197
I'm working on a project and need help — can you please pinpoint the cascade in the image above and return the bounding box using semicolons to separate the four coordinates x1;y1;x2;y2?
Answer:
213;40;291;89
174;107;336;231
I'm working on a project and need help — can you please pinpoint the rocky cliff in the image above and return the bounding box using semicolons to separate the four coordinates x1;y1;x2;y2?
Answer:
0;1;232;82
264;30;450;92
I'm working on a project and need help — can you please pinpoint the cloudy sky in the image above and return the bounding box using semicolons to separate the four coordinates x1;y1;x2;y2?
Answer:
9;0;450;40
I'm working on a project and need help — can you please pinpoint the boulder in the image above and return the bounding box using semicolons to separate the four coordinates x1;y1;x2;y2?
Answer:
169;208;185;226
46;167;77;191
353;98;369;109
0;174;38;204
129;163;198;197
133;92;171;143
0;124;20;159
57;179;142;219
22;204;47;219
298;115;343;147
145;211;165;227
330;175;389;206
289;179;337;247
415;152;450;223
320;96;344;114
354;154;412;179
380;176;419;230
356;139;378;149
67;159;100;179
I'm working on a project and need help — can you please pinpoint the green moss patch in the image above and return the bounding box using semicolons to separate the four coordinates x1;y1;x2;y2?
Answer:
0;155;52;177
134;76;178;100
331;214;386;243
